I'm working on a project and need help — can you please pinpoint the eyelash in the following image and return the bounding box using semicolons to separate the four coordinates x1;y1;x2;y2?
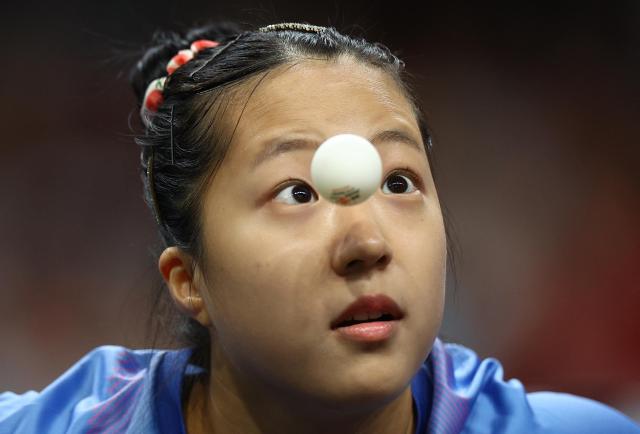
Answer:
273;167;423;202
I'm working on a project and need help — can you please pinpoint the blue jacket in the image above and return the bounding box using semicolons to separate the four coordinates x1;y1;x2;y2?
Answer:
1;338;638;433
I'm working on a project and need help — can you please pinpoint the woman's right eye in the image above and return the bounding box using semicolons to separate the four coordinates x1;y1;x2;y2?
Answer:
273;181;318;205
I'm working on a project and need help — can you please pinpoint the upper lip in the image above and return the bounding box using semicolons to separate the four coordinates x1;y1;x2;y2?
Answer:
330;294;405;329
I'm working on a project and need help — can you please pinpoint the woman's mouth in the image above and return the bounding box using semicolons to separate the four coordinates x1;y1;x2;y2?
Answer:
330;294;404;343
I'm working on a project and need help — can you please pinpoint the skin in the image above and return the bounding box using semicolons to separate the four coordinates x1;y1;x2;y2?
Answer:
159;56;447;434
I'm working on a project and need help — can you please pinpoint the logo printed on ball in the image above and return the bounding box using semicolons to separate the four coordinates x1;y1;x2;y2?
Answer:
330;186;361;205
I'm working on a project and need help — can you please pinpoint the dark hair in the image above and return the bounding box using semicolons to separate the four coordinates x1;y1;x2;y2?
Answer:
130;21;456;371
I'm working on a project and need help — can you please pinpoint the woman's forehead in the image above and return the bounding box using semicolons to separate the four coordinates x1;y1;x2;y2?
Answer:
250;59;411;116
230;59;418;155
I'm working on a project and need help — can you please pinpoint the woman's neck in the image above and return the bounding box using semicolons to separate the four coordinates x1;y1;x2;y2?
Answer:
183;368;415;434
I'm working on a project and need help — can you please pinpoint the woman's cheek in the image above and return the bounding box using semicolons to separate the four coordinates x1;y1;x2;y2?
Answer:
208;251;308;343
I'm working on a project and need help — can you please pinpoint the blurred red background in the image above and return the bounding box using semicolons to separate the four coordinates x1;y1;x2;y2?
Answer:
1;0;638;422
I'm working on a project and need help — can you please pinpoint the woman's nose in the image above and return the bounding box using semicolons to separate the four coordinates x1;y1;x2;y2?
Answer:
330;217;392;277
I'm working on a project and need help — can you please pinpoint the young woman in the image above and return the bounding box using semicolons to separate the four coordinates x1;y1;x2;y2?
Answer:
1;21;638;434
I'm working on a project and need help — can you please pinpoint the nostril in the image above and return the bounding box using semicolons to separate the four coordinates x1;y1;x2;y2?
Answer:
377;254;390;267
345;254;389;273
346;259;362;270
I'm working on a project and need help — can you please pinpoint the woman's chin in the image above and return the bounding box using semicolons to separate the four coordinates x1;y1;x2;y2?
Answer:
310;381;410;416
303;364;411;411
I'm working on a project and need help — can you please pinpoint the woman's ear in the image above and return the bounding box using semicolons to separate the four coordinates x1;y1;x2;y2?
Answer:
158;246;211;327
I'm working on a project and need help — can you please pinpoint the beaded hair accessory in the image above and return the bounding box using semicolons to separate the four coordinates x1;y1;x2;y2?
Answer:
140;39;220;126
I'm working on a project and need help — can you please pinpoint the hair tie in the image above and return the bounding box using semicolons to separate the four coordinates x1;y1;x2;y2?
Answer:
141;39;220;126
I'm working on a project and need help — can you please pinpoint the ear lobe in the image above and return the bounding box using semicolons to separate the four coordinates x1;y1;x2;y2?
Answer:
158;246;211;326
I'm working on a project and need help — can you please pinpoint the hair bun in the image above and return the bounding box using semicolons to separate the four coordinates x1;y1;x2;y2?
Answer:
129;21;245;105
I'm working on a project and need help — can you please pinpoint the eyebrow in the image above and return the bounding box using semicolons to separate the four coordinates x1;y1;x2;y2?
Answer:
251;129;423;168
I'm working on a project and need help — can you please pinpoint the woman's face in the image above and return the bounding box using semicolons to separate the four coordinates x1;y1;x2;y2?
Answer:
197;57;446;409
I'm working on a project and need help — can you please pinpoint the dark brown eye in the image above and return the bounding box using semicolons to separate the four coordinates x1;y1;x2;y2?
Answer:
274;182;317;205
382;173;417;194
292;184;313;203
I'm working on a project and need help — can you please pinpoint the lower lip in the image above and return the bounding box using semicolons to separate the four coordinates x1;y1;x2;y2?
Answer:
334;320;398;343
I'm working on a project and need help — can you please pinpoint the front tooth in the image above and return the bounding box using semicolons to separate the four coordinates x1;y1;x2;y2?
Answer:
353;313;369;321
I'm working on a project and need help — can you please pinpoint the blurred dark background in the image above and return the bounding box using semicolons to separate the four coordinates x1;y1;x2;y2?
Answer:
1;0;638;421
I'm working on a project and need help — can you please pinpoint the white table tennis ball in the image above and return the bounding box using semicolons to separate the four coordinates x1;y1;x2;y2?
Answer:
310;133;382;206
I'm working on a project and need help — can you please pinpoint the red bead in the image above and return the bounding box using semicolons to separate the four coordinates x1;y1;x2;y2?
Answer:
145;90;164;112
166;49;194;74
190;39;220;53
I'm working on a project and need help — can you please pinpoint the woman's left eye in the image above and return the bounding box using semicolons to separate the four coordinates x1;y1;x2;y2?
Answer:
273;181;318;205
381;171;419;195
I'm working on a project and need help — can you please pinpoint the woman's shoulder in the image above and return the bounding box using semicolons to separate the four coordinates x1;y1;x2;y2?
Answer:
422;338;640;433
0;345;192;434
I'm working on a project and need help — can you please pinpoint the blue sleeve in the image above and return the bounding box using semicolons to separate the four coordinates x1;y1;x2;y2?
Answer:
441;341;640;434
529;391;640;434
0;346;138;434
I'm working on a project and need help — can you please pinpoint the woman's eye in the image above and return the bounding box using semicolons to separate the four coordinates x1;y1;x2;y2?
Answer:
274;182;318;205
381;171;419;195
